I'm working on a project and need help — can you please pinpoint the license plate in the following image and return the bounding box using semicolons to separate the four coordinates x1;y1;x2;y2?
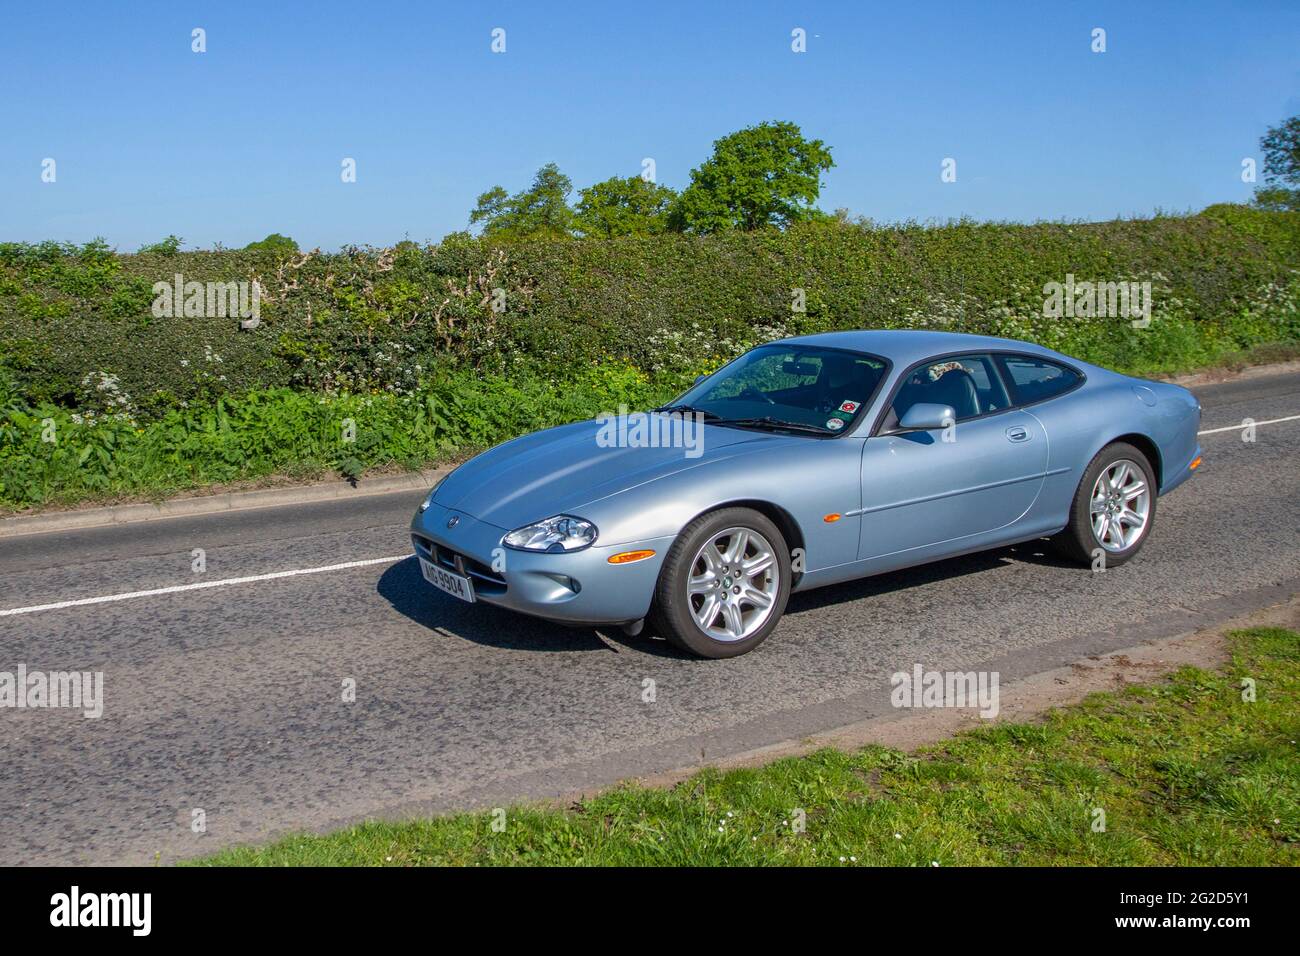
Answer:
419;557;475;603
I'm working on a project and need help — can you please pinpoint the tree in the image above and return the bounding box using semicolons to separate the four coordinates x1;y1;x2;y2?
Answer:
469;163;575;239
672;121;834;233
138;235;183;255
1254;115;1300;211
574;176;677;237
468;186;511;229
1253;186;1300;211
243;233;299;255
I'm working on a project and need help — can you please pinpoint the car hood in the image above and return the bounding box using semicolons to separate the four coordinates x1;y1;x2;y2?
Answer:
433;416;784;529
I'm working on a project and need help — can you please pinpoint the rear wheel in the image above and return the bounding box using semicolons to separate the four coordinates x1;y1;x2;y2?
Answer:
1051;442;1157;567
649;507;791;659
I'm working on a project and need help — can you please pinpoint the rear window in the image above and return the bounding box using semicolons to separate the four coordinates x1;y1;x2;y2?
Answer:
996;355;1081;405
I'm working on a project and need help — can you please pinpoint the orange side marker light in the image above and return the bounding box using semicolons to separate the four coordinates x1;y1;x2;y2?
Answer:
608;550;656;564
823;513;842;523
1189;456;1202;470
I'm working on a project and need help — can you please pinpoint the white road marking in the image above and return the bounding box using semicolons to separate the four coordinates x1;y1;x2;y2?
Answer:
1197;413;1300;436
3;410;1298;620
0;554;410;618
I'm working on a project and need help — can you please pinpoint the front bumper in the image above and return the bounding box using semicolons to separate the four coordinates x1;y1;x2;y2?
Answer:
409;500;674;625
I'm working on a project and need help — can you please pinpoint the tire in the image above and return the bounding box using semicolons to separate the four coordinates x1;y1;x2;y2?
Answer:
649;507;792;659
1050;441;1158;567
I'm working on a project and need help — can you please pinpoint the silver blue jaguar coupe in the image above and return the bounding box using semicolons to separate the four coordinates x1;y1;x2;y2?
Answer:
411;330;1202;658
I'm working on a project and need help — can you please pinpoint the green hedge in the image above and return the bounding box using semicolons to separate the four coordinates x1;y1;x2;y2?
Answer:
2;206;1298;417
1;206;1298;509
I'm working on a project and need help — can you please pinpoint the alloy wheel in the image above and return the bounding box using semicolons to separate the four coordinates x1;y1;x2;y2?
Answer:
1090;458;1151;553
686;527;780;642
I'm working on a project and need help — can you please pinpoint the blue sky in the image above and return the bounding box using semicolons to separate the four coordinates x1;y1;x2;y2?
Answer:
2;1;1297;250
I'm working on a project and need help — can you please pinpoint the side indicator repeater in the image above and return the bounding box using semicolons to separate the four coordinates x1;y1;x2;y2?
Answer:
608;550;656;564
823;513;842;523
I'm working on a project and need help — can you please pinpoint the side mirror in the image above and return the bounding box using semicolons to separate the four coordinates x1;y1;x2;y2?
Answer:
693;374;707;386
898;403;956;432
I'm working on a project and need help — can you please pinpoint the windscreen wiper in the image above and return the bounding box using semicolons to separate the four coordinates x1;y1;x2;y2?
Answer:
649;403;721;420
716;416;834;435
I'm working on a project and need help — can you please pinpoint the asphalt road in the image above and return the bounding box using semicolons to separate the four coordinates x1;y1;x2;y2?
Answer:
2;371;1298;865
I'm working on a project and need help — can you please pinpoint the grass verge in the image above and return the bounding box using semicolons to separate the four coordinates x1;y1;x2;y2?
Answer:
195;627;1299;866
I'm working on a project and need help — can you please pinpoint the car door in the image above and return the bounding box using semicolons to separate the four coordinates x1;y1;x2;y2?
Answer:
858;353;1048;560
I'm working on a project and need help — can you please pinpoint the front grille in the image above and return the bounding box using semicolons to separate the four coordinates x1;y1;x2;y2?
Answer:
412;534;507;593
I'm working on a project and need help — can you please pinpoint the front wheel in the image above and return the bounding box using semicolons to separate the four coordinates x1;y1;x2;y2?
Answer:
649;507;791;658
1051;441;1157;567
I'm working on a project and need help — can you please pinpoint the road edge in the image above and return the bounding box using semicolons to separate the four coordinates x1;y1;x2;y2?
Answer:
628;595;1299;791
0;467;451;539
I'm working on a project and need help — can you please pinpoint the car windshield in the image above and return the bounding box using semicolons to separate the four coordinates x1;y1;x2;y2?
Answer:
670;344;888;435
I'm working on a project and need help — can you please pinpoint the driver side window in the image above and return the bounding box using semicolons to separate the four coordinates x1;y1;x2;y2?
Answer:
889;354;1009;425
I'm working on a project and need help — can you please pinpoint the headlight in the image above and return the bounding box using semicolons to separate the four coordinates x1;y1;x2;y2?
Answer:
418;473;450;512
503;515;598;553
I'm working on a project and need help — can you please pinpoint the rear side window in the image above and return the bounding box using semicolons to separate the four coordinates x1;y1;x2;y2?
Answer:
997;355;1081;406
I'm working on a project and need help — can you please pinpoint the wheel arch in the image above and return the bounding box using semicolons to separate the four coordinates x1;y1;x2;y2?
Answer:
691;499;807;586
1104;432;1163;490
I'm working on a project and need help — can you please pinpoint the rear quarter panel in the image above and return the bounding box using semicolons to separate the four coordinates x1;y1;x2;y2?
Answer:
1022;365;1201;531
1143;380;1202;491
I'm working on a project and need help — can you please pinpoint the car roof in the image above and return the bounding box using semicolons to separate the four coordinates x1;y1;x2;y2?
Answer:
771;329;1065;368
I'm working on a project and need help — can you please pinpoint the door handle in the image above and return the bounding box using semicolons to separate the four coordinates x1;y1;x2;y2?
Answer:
1005;426;1029;442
